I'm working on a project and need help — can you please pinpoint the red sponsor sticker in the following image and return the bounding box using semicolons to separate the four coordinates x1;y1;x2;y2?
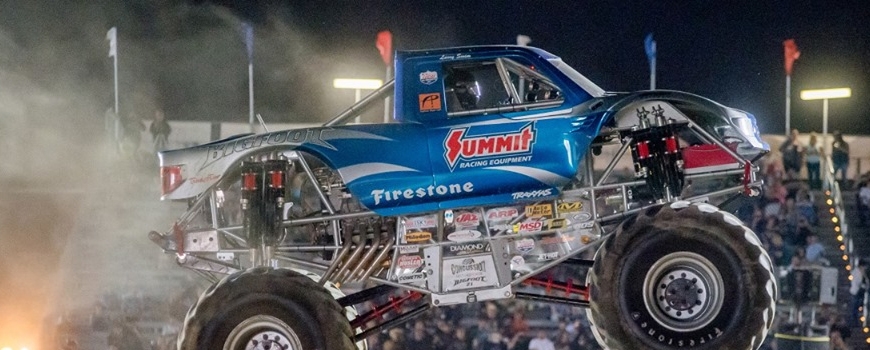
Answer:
397;255;423;269
444;124;535;170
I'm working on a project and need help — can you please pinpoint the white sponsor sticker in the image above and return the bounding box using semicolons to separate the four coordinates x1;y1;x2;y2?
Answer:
515;238;535;254
447;229;482;242
397;272;427;284
398;245;420;254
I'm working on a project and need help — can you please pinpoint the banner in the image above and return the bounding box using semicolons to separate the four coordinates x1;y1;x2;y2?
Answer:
783;39;800;76
107;27;117;57
644;33;656;63
376;30;392;66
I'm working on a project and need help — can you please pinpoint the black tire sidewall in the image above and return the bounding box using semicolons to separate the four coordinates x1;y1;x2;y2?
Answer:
199;293;324;350
618;228;747;348
589;204;773;350
179;268;355;350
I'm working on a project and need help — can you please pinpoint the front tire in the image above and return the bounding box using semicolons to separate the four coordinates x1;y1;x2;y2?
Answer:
587;202;776;350
178;267;356;350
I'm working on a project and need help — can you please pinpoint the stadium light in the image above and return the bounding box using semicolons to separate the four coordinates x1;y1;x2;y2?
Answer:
333;79;384;123
800;87;851;152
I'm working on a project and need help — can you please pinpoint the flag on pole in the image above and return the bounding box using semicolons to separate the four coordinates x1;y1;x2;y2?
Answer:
783;39;800;76
241;22;254;63
376;30;392;66
107;27;117;57
516;35;531;46
644;33;656;63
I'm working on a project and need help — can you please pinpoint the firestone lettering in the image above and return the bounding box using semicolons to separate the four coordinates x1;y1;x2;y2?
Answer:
371;182;474;205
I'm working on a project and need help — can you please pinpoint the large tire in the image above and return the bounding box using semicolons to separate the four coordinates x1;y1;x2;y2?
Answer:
587;201;776;350
178;267;356;350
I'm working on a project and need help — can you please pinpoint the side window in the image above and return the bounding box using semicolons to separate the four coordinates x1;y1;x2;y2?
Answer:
444;58;563;116
444;62;509;113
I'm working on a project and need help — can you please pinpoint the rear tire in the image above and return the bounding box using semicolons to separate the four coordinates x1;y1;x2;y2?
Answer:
587;201;776;350
178;267;356;350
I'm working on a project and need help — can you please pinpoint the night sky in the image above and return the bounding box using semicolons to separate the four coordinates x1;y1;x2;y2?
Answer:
1;1;868;135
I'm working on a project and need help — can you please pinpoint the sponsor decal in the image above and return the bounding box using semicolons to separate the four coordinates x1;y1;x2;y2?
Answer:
515;238;535;254
486;207;519;221
190;174;220;184
419;70;438;85
572;221;595;229
445;242;491;256
444;210;454;224
447;229;482;242
371;182;474;205
398;245;420;254
443;256;497;291
397;272;427;284
512;188;554;200
536;251;559;261
525;204;553;217
539;234;577;246
404;216;437;230
557;201;583;212
569;212;593;223
404;231;432;243
454;212;480;227
510;255;526;267
439;53;471;60
547;218;567;230
397;255;423;269
444;123;536;171
419;93;442;112
202;128;335;170
514;220;543;233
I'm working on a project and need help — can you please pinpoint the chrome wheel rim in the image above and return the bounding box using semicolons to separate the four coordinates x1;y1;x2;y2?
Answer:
642;252;724;332
224;315;303;350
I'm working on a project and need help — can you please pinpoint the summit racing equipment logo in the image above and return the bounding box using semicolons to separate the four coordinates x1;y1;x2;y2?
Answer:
443;123;536;171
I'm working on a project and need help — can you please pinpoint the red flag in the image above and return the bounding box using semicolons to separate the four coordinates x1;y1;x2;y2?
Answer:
376;30;392;66
783;39;800;76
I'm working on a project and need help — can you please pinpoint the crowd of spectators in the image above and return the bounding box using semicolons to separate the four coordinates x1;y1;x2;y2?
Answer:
364;300;599;350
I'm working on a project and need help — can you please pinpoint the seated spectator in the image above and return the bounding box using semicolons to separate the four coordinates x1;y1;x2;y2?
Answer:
794;188;818;226
804;234;827;265
528;330;555;350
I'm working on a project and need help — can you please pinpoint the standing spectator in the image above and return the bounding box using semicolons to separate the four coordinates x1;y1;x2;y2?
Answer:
120;111;145;158
805;133;822;190
780;129;804;181
480;330;509;350
150;109;172;153
528;331;555;350
859;179;870;226
849;259;868;327
831;131;850;187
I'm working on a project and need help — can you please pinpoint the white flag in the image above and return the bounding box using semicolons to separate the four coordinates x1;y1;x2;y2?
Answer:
107;27;117;57
516;35;531;47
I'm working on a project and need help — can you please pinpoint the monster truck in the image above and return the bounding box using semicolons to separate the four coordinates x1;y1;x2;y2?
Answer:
150;45;776;350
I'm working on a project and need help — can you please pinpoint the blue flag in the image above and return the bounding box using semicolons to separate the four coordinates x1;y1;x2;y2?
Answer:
241;22;254;62
644;33;656;63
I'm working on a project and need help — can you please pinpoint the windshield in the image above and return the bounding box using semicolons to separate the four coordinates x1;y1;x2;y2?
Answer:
547;58;605;98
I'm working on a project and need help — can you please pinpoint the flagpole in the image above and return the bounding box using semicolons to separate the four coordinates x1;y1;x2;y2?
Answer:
785;74;791;135
650;58;656;90
383;65;391;123
249;62;254;132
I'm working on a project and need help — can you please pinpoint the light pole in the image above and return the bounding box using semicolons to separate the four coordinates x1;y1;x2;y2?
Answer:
800;87;851;153
333;78;384;124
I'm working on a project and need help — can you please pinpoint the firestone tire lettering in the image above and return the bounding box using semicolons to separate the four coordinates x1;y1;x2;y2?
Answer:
586;203;775;350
